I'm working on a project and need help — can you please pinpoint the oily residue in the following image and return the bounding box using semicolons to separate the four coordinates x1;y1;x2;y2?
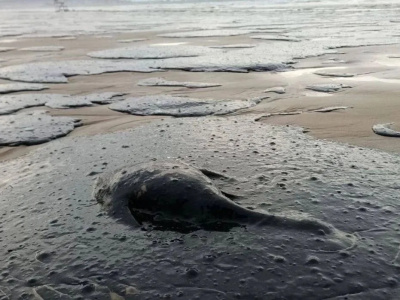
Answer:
1;116;400;299
94;161;337;236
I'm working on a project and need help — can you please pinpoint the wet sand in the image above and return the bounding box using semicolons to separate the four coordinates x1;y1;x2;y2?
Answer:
1;3;400;299
2;114;400;299
1;34;400;160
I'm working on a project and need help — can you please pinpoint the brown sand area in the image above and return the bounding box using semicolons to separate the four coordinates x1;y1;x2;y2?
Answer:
1;33;400;161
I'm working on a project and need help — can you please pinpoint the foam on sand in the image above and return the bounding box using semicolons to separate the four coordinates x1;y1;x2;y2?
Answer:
88;45;207;59
0;47;15;52
0;92;126;114
0;60;157;83
137;77;221;88
372;123;400;137
109;95;267;117
0;83;48;94
19;46;64;52
306;83;352;93
0;111;81;146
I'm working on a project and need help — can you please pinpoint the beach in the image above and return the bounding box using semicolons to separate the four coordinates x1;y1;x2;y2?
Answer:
1;1;400;299
1;37;400;160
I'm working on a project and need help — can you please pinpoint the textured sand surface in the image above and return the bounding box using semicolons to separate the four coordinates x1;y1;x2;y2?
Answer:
1;2;400;299
2;39;400;157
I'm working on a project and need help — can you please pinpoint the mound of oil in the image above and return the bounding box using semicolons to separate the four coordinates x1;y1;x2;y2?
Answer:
94;161;337;236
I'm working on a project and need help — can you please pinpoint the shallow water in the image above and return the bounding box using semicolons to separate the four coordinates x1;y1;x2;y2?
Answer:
0;1;399;82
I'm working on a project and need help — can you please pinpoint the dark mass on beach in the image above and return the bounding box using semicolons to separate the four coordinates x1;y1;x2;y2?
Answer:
1;0;400;299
